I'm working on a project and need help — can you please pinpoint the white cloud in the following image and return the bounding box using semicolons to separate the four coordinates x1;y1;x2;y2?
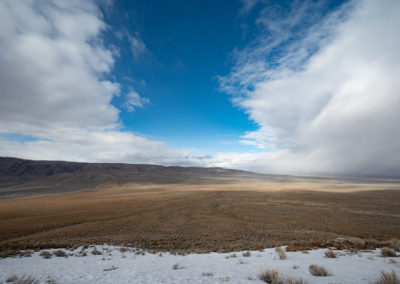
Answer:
219;0;400;177
123;90;150;112
0;0;198;166
129;32;149;59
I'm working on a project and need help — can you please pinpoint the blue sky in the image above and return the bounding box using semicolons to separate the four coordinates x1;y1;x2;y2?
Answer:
1;0;399;177
104;0;259;154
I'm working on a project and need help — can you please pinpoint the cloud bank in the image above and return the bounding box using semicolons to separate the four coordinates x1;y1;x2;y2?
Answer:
219;0;400;177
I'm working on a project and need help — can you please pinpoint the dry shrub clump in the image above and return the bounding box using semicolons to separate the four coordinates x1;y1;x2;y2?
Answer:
370;270;400;284
325;249;337;258
381;247;397;257
275;247;287;260
5;275;39;284
260;269;279;283
308;264;329;276
260;269;304;284
39;251;52;259
90;248;102;255
172;262;183;270
388;239;400;251
103;265;118;272
242;251;251;257
53;250;67;257
350;237;366;249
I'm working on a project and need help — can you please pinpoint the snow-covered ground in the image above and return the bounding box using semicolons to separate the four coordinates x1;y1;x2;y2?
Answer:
0;246;398;283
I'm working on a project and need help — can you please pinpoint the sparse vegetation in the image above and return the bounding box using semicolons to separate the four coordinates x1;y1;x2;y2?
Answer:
260;269;279;283
1;175;399;254
275;247;287;260
53;250;67;257
91;248;102;255
39;251;52;259
218;276;230;281
309;264;329;276
370;270;400;284
260;268;304;284
243;251;251;257
5;275;39;284
202;272;213;277
172;262;183;270
325;249;337;258
350;238;366;249
381;247;397;257
389;239;400;251
103;265;118;272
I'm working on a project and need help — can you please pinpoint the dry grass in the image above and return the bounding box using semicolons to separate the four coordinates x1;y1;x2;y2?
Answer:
90;248;102;255
309;264;329;276
381;247;397;257
5;275;39;284
39;251;51;259
1;179;400;253
103;265;118;272
260;269;279;283
325;249;337;258
242;251;251;257
53;250;67;257
172;262;183;270
260;269;304;284
349;237;366;249
370;270;400;284
389;239;400;251
275;247;287;260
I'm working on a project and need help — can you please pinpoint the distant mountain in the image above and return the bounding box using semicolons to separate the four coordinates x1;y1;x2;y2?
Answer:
0;157;259;198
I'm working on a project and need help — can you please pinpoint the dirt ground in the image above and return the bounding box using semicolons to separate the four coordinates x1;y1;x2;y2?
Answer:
1;179;400;253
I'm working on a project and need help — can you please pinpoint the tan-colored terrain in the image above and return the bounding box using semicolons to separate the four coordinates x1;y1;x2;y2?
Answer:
1;176;400;253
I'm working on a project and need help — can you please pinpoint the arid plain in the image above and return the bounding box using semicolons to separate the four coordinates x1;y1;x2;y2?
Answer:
1;158;400;255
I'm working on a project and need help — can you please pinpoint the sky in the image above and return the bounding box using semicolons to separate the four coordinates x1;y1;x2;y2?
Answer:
0;0;399;177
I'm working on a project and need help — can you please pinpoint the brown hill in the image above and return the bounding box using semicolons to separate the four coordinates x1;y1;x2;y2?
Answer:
0;157;261;198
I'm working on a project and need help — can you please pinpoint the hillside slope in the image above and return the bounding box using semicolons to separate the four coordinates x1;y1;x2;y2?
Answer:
0;157;258;198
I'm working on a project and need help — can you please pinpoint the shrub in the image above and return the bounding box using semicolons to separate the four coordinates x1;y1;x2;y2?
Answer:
260;269;279;283
285;279;305;284
309;264;329;276
103;265;118;272
260;269;304;284
53;250;67;257
119;247;128;253
243;251;251;257
91;248;102;255
39;251;52;259
325;249;337;258
350;237;366;249
172;262;183;270
389;239;400;252
381;247;397;257
370;270;400;284
6;275;39;284
275;247;287;260
6;275;18;282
